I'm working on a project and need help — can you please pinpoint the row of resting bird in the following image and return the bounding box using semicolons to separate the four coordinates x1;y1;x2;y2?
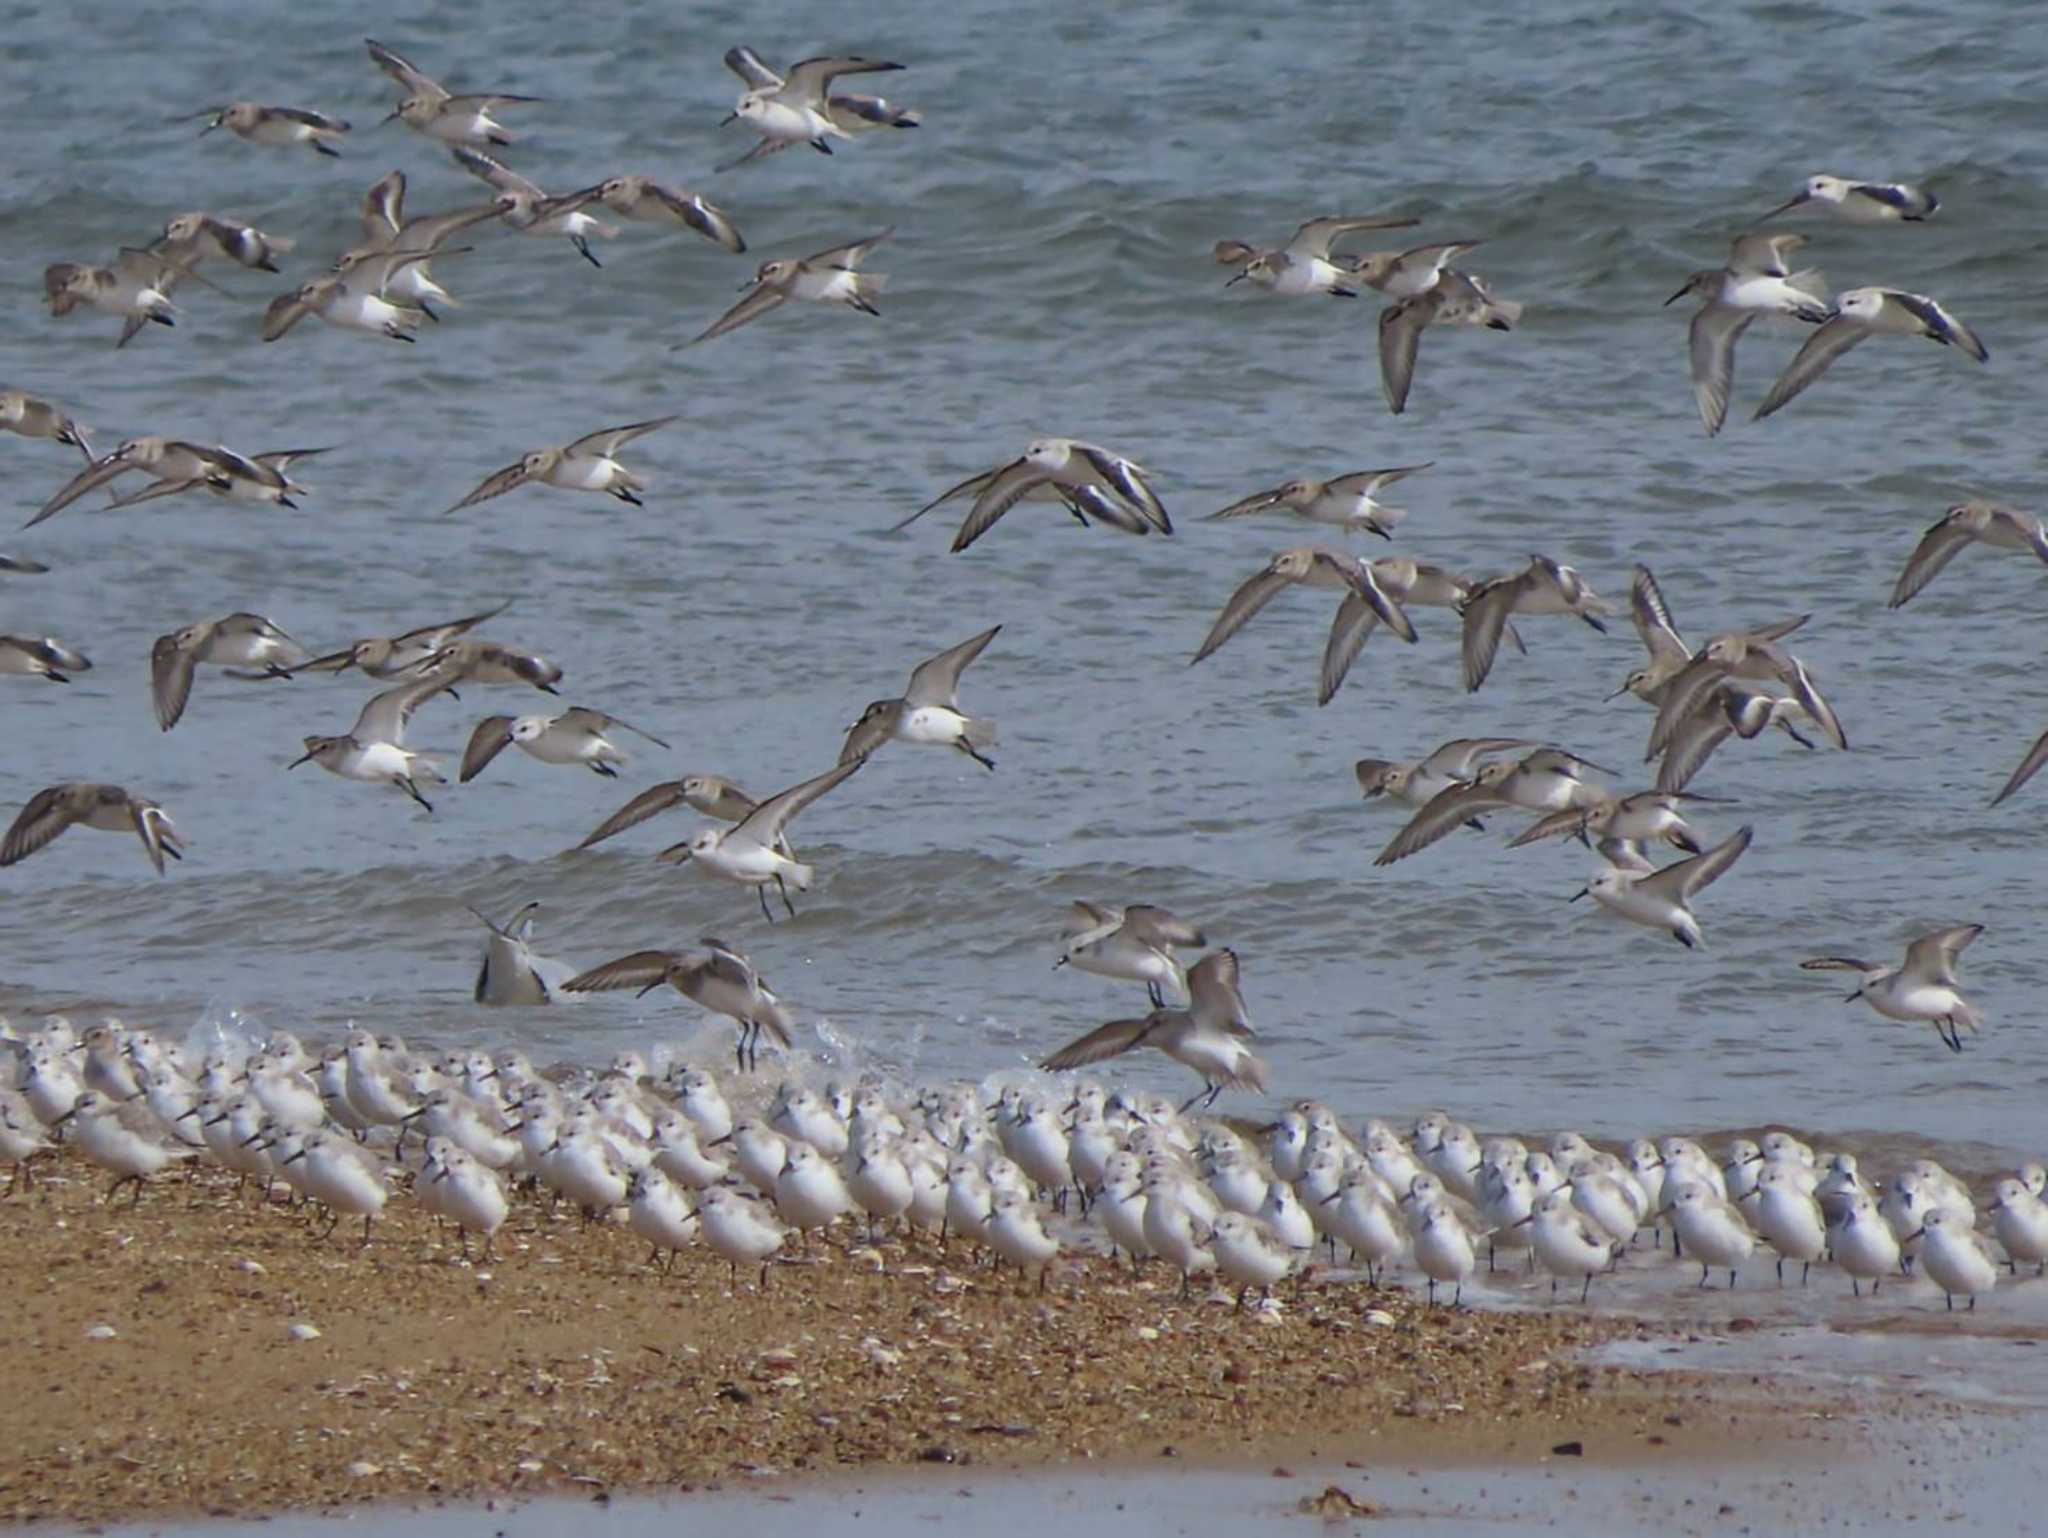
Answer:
4;1015;2042;1312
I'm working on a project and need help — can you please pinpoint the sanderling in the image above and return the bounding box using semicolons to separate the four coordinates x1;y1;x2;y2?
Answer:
1411;1199;1479;1306
348;170;500;317
897;437;1170;552
1378;270;1522;414
367;37;537;147
577;175;744;252
1347;239;1484;299
1989;1179;2048;1275
657;757;866;920
451;146;615;266
1889;501;2048;608
1041;950;1266;1111
696;1186;786;1286
1615;562;1693;698
1205;463;1430;538
563;939;794;1071
1459;555;1610;692
0;634;90;683
718;50;911;170
98;445;325;513
1521;1189;1615;1302
1759;174;1938;224
0;784;183;875
1508;789;1720;855
444;417;676;512
263;250;445;342
189;102;350;155
154;212;295;272
43;249;200;347
51;1090;193;1203
411;638;563;694
469;901;571;1005
1056;902;1208;1007
1644;618;1844;758
625;1167;701;1269
577;775;766;851
1374;749;1612;865
685;228;891;344
1754;287;1987;419
1661;1179;1756;1287
287;677;451;813
1208;1211;1295;1309
1908;1208;1999;1310
1190;547;1416;704
459;706;670;782
1355;737;1537;814
1214;214;1419;297
1570;824;1754;949
0;391;93;462
838;623;1001;770
286;600;510;680
1750;1164;1827;1285
1665;232;1830;435
151;613;309;730
1801;923;1985;1053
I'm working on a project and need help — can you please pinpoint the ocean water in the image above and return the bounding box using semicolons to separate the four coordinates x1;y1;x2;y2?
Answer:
2;0;2044;1156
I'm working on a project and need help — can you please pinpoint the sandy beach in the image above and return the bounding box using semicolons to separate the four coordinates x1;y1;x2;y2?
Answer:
0;1146;1754;1526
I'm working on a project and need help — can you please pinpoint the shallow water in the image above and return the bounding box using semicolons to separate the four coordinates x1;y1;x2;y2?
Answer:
2;2;2045;1156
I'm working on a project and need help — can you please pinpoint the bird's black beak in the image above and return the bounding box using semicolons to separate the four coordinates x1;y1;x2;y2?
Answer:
1568;888;1590;903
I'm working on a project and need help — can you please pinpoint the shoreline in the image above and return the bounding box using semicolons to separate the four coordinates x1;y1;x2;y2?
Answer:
0;1148;1683;1526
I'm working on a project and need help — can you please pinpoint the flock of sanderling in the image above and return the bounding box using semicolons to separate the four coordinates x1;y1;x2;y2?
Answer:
0;39;2033;1311
4;1015;2044;1314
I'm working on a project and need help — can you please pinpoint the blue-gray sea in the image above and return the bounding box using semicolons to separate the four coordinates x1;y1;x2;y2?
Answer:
2;0;2043;1158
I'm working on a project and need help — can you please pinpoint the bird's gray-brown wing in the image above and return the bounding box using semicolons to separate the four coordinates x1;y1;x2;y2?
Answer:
395;599;512;650
1373;778;1511;865
150;632;200;731
261;289;315;342
805;228;892;269
353;676;448;745
722;45;786;89
397;201;503;252
1206;483;1287;521
362;170;406;241
1039;1015;1155;1072
1688;303;1755;437
578;781;688;848
24;453;132;529
1421;737;1538;779
948;459;1050;552
1121;905;1206;949
561;949;681;995
450;144;541;199
0;785;87;866
1630;563;1689;665
1287;213;1420;258
781;56;903;104
1753;314;1868;420
129;801;175;875
1060;899;1121;942
645;183;745;251
1328;463;1432;499
564;416;678;459
1191;564;1292;665
1728;232;1804;277
1505;804;1603;849
1902;923;1983;986
731;756;865;846
1318;590;1382;706
1458;577;1523;693
903;624;1001;708
1889;292;1988;362
892;465;1000;531
559;707;669;749
1639;824;1753;903
1378;291;1437;415
459;715;517;782
1798;956;1876;976
444;460;529;514
1070;444;1169;532
105;476;207;511
366;38;443;96
1991;723;2048;806
1645;650;1737;759
1653;696;1737;795
688;280;787;344
1888;518;1975;608
1186;949;1252;1033
1766;647;1847;751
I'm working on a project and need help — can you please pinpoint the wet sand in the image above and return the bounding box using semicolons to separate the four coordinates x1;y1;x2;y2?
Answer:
0;1147;1737;1526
